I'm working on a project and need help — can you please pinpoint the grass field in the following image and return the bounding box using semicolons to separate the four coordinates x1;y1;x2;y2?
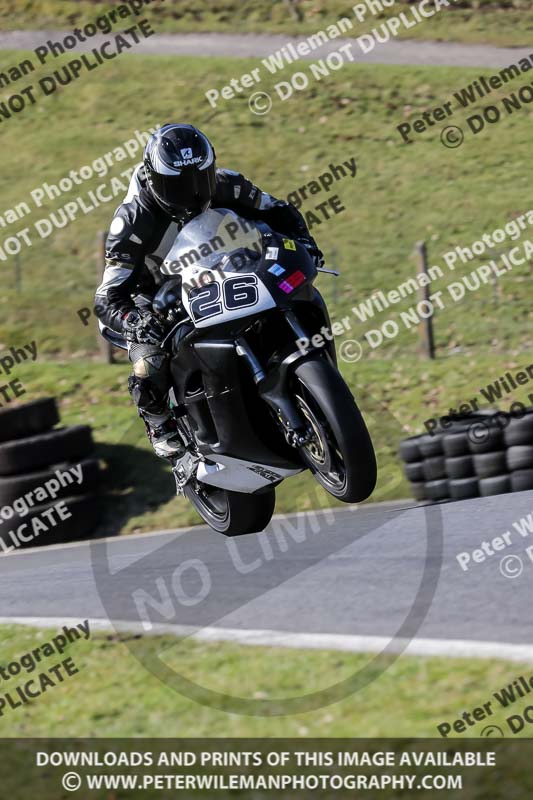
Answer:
1;0;532;46
0;622;530;737
11;348;532;534
0;53;531;358
0;52;531;532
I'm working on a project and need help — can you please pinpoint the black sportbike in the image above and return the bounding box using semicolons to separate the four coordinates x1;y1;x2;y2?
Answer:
107;208;376;536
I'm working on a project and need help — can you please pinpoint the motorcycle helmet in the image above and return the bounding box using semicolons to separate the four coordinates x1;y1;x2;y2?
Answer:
143;123;217;218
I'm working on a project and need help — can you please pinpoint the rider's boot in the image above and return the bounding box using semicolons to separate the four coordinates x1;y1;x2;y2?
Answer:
141;411;186;460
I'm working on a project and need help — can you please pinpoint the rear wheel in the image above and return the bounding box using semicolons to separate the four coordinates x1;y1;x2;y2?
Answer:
292;357;376;503
184;482;275;536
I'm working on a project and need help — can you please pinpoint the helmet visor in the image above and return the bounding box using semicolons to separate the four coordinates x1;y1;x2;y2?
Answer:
149;166;216;214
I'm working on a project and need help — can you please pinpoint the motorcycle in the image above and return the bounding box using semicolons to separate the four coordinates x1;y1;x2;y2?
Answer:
105;208;376;536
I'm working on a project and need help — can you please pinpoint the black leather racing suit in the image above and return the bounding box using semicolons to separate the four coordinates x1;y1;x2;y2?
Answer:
94;164;318;431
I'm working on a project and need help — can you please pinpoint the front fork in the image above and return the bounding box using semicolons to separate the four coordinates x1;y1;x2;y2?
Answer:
235;312;317;448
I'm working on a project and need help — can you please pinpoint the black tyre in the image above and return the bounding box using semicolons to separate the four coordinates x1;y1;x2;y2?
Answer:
0;494;101;551
410;481;426;502
422;456;446;481
0;459;101;505
184;483;275;536
473;450;507;479
443;430;470;458
479;474;511;497
424;479;449;501
504;414;533;447
418;435;444;458
0;426;94;476
507;445;533;471
404;461;424;482
399;437;422;463
449;477;479;499
0;398;59;443
467;423;504;454
510;470;533;492
445;455;474;479
292;357;377;503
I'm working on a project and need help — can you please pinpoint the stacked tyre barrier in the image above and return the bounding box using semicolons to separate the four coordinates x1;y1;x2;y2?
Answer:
0;399;102;551
400;409;533;503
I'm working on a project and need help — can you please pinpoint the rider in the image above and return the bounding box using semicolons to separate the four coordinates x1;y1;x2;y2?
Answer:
94;123;322;458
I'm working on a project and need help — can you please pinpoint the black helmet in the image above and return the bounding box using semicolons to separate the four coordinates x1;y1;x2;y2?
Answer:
143;124;217;218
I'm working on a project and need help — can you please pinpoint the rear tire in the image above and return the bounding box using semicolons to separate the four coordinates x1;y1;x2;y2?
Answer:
510;469;533;492
0;398;59;443
422;456;446;481
399;437;422;463
184;483;275;536
506;445;533;471
449;476;479;499
479;474;511;497
292;357;376;503
504;414;533;447
0;425;94;476
404;461;424;482
443;430;470;457
0;458;101;505
445;455;474;479
473;450;507;479
418;435;444;457
424;479;449;501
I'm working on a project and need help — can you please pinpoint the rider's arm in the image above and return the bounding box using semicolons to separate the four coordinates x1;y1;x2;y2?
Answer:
94;202;152;334
215;168;317;245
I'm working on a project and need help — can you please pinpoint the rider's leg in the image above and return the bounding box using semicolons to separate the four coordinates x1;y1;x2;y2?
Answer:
127;342;184;459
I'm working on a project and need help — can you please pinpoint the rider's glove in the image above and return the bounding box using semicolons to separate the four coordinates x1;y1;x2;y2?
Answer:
122;309;167;345
314;247;325;269
301;240;325;269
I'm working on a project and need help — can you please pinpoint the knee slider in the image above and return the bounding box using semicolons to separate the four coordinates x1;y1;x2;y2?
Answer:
128;375;165;413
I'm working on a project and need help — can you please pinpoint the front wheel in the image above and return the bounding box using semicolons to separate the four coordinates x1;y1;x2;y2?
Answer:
184;482;275;536
292;356;377;503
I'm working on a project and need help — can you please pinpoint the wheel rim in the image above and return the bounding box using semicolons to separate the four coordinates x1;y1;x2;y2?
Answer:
294;387;347;493
188;481;230;524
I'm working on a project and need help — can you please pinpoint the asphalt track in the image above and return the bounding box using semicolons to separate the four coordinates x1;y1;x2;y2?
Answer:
0;30;531;68
1;28;532;657
0;492;532;656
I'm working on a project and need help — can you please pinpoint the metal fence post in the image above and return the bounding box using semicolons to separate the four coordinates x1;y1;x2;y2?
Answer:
14;252;21;293
283;0;304;22
415;240;435;360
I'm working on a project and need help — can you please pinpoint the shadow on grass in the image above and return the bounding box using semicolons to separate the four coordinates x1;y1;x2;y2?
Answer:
93;438;177;538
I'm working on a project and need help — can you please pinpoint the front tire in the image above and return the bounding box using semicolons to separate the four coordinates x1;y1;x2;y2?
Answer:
292;356;376;503
184;482;275;536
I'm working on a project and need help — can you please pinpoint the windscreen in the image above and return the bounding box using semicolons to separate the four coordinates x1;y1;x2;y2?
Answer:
162;208;264;275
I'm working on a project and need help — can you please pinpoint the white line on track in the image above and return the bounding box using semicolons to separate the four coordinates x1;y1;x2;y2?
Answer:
1;616;532;663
